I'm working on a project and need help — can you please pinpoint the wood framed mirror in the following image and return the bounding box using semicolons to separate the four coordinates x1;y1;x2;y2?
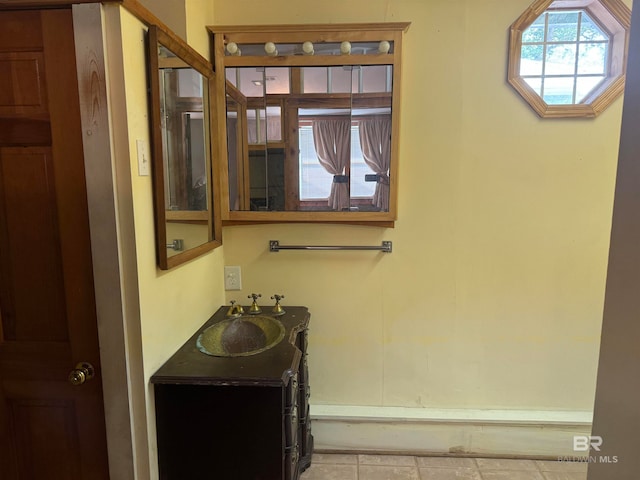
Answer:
208;23;410;227
148;25;221;269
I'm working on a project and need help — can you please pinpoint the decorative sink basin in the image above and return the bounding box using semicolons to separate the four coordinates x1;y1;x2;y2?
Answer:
196;315;285;357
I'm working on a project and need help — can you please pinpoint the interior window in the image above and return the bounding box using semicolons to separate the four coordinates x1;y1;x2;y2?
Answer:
508;0;630;118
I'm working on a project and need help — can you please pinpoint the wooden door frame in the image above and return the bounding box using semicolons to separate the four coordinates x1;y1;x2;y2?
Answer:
71;4;148;480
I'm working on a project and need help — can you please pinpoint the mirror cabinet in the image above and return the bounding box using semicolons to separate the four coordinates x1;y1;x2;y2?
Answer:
209;23;410;226
148;26;221;269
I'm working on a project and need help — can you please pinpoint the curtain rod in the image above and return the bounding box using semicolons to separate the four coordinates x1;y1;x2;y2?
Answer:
269;240;392;253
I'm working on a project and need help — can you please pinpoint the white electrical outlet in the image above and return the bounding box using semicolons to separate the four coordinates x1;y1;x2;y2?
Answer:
224;266;242;291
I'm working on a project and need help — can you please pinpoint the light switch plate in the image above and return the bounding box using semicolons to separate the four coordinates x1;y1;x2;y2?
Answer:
136;139;150;176
224;266;242;291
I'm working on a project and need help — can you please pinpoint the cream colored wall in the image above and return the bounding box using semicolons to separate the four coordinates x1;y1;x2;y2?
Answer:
116;8;226;477
186;0;215;58
166;223;209;256
138;0;187;39
215;0;629;412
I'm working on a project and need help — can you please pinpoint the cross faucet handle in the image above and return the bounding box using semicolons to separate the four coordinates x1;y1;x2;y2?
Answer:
270;295;285;315
248;293;262;314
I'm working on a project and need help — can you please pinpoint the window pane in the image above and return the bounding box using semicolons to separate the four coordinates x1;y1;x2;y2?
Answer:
303;67;328;93
523;15;546;43
330;66;353;93
580;14;607;41
177;69;202;98
238;68;265;97
350;125;376;198
524;77;542;95
577;43;607;75
543;76;575;104
226;68;237;87
299;125;332;199
265;67;290;94
360;65;392;93
545;44;577;75
576;76;604;102
247;109;265;144
521;44;544;75
265;106;282;142
547;11;579;42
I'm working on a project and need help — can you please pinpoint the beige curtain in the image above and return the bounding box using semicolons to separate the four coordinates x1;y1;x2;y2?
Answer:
359;116;391;211
312;118;351;210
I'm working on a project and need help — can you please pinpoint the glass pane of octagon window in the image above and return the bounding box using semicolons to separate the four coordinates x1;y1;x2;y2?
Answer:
508;0;631;118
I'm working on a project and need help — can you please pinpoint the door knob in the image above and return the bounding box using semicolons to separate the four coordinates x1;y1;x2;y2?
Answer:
68;362;95;386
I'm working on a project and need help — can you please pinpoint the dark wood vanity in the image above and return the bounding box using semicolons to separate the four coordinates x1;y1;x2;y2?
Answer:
151;306;313;479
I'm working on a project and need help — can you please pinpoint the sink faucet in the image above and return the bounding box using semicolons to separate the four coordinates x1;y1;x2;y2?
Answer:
248;293;262;314
226;300;244;317
271;294;285;315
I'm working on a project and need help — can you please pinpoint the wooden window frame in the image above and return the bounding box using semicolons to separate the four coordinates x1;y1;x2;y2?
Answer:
508;0;631;118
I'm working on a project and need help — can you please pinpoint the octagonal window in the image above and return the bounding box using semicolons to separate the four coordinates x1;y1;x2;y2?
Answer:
508;0;631;118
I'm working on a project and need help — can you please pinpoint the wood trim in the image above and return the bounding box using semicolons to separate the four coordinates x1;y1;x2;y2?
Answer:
0;0;116;8
284;105;299;211
151;24;212;78
223;54;396;68
207;73;223;249
146;26;167;269
226;210;395;223
208;23;411;34
165;240;218;269
507;0;631;118
213;23;406;225
147;25;221;270
165;210;209;222
388;30;402;220
71;4;144;479
223;220;394;228
213;31;231;220
157;56;188;69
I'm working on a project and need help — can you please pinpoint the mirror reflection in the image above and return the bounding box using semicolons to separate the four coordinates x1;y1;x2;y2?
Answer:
148;26;219;270
225;65;393;212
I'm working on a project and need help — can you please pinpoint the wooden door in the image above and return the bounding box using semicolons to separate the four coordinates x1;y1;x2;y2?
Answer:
0;8;110;479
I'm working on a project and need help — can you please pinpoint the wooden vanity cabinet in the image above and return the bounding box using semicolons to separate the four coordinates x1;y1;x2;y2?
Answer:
296;327;313;471
152;307;313;480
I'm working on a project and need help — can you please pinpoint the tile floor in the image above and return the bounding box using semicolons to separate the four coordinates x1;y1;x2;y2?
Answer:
299;453;588;480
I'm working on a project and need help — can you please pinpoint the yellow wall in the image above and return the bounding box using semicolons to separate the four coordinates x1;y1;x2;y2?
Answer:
214;0;629;411
186;0;215;58
116;8;225;476
138;0;187;39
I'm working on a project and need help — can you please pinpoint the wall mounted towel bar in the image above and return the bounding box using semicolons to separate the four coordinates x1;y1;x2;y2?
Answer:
269;240;392;253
